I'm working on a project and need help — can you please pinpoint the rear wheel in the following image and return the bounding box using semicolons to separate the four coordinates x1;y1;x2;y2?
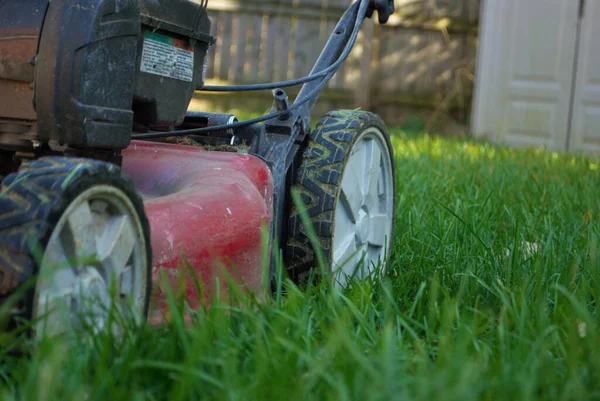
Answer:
0;157;152;338
286;110;396;287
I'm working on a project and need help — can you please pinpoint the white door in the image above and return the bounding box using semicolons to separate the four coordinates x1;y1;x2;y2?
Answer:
472;0;580;151
569;0;600;153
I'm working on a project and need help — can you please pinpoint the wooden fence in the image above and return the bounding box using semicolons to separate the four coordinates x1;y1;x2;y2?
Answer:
192;0;480;127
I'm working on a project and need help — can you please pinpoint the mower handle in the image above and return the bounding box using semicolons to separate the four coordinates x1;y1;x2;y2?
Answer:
295;0;394;113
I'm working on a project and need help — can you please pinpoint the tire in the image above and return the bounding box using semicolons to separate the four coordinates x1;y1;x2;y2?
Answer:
0;157;152;337
286;110;396;287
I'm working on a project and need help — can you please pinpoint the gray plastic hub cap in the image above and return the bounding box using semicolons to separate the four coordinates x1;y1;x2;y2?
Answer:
332;127;394;287
32;184;149;338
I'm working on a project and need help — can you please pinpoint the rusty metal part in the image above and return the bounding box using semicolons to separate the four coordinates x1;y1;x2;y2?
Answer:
0;1;47;72
0;133;35;152
0;28;38;83
0;80;36;121
0;55;35;83
0;0;48;121
0;122;30;134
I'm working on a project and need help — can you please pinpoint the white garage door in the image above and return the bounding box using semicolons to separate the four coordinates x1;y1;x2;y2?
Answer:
472;0;596;153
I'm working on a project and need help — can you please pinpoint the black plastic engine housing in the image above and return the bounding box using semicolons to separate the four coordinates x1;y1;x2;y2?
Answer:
35;0;213;150
134;1;214;128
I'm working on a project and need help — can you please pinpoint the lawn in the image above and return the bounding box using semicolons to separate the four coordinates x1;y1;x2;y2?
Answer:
1;130;600;401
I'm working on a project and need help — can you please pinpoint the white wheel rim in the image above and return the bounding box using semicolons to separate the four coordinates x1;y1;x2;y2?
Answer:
332;127;394;287
32;184;148;338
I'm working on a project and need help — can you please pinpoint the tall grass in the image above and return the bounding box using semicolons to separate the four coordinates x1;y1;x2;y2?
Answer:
1;131;599;400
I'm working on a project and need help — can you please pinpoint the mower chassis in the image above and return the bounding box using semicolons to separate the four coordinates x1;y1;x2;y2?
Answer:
126;1;368;310
0;0;396;333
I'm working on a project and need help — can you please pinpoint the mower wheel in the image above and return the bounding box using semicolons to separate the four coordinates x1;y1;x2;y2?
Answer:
0;157;152;338
286;110;396;287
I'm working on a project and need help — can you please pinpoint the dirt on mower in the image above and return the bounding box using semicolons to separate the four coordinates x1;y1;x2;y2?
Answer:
166;136;250;153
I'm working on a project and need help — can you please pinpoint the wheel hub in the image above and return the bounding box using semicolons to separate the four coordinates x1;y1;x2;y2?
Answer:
72;269;110;329
34;184;148;338
75;269;110;307
332;128;394;286
356;208;370;243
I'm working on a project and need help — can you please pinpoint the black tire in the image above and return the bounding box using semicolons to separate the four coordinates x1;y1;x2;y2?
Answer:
285;110;396;284
0;156;152;328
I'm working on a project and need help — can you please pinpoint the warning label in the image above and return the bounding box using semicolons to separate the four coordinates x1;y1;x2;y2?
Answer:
140;32;194;82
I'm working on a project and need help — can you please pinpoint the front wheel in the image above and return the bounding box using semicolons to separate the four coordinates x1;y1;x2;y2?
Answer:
286;110;396;287
0;157;152;338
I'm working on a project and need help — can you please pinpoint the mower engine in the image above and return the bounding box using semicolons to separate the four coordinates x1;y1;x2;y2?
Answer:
0;0;213;170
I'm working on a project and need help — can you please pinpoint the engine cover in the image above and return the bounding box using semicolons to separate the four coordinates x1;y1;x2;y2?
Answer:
32;0;213;150
134;1;214;129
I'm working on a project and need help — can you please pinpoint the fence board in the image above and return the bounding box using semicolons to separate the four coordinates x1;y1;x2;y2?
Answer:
217;12;233;80
276;14;292;81
263;15;278;81
293;17;321;78
206;10;219;78
233;14;248;82
247;14;264;82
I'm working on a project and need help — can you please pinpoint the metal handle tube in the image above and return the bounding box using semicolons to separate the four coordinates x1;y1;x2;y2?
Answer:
294;1;365;111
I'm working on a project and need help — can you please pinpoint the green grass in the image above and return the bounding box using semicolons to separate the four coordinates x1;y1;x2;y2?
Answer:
2;131;600;400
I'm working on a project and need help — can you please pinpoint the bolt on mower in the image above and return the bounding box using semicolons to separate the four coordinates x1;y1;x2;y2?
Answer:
0;0;397;338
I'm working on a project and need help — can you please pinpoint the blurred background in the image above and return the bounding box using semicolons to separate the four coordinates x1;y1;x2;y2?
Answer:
192;0;479;137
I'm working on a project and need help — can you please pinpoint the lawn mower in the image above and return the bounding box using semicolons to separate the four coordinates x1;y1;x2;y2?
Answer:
0;0;397;337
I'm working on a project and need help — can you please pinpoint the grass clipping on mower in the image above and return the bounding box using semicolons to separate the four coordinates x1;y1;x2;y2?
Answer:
165;136;250;153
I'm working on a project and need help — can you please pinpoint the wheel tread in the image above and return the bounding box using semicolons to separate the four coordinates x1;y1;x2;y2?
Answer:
285;110;394;283
0;156;151;323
